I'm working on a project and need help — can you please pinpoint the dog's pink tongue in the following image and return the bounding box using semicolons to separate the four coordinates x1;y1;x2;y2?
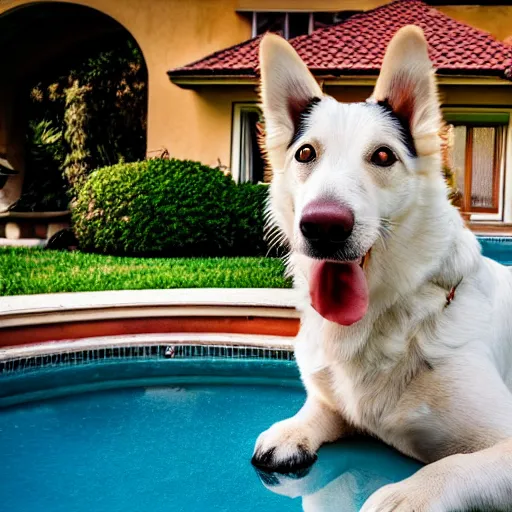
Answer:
310;261;368;326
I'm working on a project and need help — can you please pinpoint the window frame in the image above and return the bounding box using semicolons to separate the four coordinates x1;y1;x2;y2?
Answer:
230;102;262;184
231;106;511;222
250;12;316;38
443;109;511;222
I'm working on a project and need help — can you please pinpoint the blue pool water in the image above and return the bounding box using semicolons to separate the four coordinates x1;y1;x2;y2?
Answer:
0;359;422;512
1;234;509;511
479;236;512;266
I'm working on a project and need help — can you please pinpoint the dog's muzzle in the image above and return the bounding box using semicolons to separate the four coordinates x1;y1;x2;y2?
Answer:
299;201;354;257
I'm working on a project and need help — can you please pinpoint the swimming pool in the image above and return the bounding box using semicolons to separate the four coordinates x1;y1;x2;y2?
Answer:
1;234;510;511
478;236;512;266
0;346;422;512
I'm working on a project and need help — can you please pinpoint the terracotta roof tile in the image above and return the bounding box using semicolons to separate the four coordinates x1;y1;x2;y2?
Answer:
169;0;512;80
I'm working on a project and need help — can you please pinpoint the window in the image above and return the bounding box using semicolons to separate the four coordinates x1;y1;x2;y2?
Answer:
253;12;286;36
312;11;360;31
249;11;361;39
231;105;265;184
444;113;509;219
287;13;310;39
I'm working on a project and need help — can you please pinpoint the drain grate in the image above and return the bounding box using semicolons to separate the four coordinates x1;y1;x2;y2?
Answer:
0;344;295;375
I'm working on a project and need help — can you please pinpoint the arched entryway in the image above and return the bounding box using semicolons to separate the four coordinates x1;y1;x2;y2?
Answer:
0;2;148;212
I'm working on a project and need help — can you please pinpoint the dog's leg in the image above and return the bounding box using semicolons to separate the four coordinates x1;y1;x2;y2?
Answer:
251;395;347;472
362;361;512;511
361;436;512;511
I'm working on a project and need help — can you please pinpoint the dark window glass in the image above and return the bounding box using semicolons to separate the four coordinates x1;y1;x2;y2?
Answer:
288;13;310;38
255;12;285;35
239;109;265;184
313;11;361;31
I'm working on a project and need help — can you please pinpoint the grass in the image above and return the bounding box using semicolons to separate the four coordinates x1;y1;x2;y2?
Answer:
0;248;292;297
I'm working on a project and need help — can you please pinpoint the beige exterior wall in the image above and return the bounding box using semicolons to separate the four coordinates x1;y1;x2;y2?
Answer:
0;0;252;210
438;6;512;41
0;0;511;211
191;86;258;169
0;0;252;159
236;0;387;11
326;84;512;108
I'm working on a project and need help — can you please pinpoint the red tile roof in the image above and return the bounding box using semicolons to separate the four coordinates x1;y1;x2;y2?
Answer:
168;0;512;80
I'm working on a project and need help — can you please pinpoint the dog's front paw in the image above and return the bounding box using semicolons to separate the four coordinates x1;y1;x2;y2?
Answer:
361;481;443;512
251;418;318;473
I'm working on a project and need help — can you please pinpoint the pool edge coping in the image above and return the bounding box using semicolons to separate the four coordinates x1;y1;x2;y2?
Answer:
0;289;301;346
0;288;298;315
0;332;295;361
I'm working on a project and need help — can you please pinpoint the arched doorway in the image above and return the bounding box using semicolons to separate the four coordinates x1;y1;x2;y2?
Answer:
0;2;148;212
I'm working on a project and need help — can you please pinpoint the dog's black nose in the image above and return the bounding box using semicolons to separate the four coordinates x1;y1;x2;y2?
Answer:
300;201;354;245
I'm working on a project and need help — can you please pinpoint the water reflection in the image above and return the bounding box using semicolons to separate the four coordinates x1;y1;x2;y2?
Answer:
254;437;423;511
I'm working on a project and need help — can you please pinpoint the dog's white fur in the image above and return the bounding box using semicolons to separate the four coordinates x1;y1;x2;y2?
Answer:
254;26;512;511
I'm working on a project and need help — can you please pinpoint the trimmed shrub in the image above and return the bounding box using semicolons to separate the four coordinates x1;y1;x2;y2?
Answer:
229;182;268;256
73;158;270;257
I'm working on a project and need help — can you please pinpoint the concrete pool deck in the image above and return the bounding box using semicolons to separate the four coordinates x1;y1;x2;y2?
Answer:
0;289;300;348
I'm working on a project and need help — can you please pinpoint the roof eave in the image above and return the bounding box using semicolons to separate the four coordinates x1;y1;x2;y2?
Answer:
327;74;512;86
169;73;511;88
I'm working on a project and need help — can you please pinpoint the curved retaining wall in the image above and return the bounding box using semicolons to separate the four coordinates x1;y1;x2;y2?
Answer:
0;289;300;349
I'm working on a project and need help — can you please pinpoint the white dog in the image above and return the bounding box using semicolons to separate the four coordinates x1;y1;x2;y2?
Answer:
252;26;512;511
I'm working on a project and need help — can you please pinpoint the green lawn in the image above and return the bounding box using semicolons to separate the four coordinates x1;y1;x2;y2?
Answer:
0;248;291;296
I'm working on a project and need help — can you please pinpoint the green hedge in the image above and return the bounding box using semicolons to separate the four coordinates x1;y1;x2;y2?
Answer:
230;182;269;256
73;158;270;256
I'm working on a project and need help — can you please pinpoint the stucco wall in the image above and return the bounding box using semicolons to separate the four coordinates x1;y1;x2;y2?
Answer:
12;0;249;153
438;6;512;41
0;0;511;211
236;0;387;11
190;86;258;169
326;84;512;108
0;0;252;210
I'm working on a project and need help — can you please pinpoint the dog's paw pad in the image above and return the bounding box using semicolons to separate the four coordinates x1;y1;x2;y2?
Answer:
252;443;317;473
251;419;318;473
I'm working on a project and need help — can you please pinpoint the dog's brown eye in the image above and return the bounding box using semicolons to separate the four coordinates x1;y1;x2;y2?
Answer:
370;147;397;167
295;144;316;163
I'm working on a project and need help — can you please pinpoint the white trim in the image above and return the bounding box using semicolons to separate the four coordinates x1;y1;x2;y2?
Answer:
171;76;511;87
284;12;290;39
231;105;243;183
504;116;512;223
230;103;261;183
0;288;297;315
443;107;512;223
308;12;314;34
251;11;257;37
470;125;506;222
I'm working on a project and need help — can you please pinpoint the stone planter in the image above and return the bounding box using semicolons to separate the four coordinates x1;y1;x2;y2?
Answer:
0;211;71;240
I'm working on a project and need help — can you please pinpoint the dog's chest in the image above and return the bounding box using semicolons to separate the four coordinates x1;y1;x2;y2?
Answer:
318;361;400;429
327;365;363;424
302;299;440;431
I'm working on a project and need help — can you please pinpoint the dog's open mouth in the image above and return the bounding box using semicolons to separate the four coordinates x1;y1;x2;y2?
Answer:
309;249;371;326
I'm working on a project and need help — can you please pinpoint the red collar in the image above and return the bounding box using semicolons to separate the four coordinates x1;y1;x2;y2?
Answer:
445;277;463;307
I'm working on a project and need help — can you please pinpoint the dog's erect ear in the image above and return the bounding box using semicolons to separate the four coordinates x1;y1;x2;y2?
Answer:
372;26;440;156
259;34;322;165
